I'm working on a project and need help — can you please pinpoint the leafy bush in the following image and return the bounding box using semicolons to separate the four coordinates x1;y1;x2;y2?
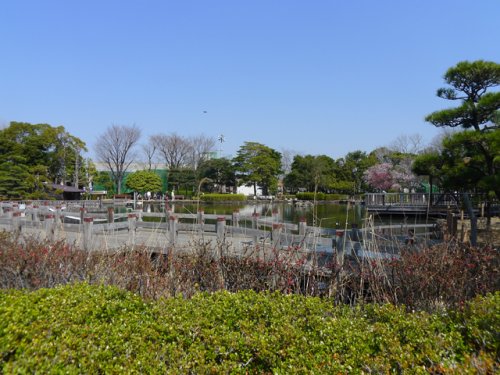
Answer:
1;284;498;373
200;193;246;202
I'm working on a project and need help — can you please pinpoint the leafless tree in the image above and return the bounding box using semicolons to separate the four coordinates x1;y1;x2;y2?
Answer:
423;129;458;153
142;137;159;171
94;124;141;194
187;134;216;170
389;134;424;154
151;133;192;169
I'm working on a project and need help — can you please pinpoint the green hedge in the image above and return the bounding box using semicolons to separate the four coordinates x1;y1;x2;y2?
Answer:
1;284;498;373
296;192;350;201
200;193;246;202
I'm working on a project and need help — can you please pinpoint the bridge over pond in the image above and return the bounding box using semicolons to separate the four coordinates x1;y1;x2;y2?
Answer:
0;201;442;263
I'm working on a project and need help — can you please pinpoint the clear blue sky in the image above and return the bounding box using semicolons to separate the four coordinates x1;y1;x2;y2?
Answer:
1;0;498;160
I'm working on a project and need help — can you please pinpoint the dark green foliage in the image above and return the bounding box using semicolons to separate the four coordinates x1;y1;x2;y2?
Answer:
125;170;163;194
419;60;500;218
197;158;236;193
0;284;498;373
233;142;282;196
200;193;246;202
0;122;87;199
168;168;196;196
426;60;500;132
295;192;349;201
334;150;376;194
284;154;336;193
414;130;500;199
93;171;115;195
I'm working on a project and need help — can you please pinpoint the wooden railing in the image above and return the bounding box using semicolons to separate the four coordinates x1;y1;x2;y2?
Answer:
364;193;460;208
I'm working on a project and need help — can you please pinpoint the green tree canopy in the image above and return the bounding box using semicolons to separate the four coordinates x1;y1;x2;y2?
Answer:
413;131;500;200
197;158;236;193
284;155;336;193
125;170;163;194
333;151;376;194
0;122;87;199
168;168;196;196
233;142;282;196
425;60;500;132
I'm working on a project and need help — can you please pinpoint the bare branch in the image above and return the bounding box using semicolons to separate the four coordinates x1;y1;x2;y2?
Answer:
94;124;141;194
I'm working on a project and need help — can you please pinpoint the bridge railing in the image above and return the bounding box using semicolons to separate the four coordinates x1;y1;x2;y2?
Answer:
0;201;442;257
364;193;459;207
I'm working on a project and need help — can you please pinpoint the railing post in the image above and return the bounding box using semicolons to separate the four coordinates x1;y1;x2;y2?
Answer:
217;217;226;240
80;207;86;224
83;217;94;251
4;207;12;219
128;213;137;246
12;211;22;234
299;217;307;236
272;223;282;248
232;210;240;228
107;207;114;223
197;209;205;232
272;209;279;222
45;213;55;242
55;205;62;227
169;215;178;247
32;205;39;223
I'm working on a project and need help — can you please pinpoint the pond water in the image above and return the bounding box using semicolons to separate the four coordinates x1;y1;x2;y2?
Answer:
136;201;432;229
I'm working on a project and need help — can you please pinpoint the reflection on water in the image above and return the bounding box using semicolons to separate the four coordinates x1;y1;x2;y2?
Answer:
133;202;431;229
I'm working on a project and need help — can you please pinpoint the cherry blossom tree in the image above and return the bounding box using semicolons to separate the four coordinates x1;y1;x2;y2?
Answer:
363;163;394;191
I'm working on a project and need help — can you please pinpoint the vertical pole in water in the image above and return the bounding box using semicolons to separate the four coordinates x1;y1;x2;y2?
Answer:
83;217;94;251
252;212;259;229
252;212;260;245
336;230;345;260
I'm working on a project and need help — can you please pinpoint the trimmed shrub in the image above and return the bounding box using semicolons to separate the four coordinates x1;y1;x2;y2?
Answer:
0;284;498;373
200;193;246;202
